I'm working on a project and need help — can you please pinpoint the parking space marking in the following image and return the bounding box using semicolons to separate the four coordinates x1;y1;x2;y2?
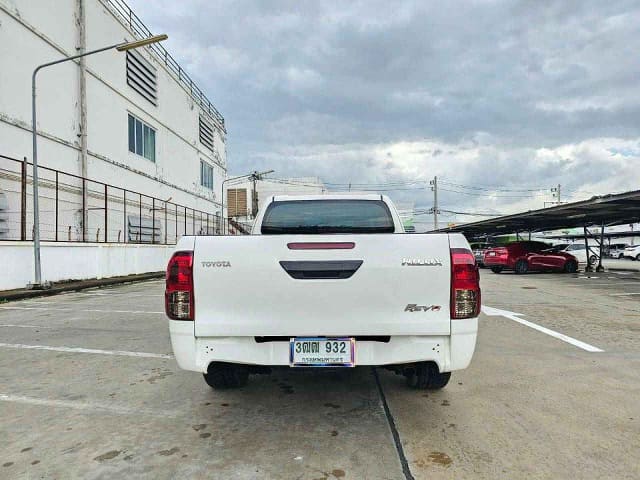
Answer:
482;306;604;353
609;292;640;296
0;306;164;314
0;394;178;418
78;292;161;297
0;324;52;329
0;343;172;359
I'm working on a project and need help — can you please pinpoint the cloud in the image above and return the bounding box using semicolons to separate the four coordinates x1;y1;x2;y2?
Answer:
127;0;640;230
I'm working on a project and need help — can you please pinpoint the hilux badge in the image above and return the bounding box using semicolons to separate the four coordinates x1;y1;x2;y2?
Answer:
402;258;443;266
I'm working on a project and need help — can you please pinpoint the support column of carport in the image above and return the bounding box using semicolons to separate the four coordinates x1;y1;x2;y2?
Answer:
596;221;606;272
583;223;606;273
583;226;593;273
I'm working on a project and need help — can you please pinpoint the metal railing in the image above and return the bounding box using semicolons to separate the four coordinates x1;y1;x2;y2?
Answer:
104;0;226;131
0;154;249;243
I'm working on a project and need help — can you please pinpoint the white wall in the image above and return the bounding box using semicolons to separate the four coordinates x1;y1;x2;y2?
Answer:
1;241;174;290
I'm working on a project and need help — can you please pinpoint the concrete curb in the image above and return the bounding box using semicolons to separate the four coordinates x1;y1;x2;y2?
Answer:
0;272;164;302
606;267;640;273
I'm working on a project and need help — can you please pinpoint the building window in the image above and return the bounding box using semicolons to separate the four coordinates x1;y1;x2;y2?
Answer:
128;114;156;162
199;114;215;151
200;160;214;190
126;50;157;105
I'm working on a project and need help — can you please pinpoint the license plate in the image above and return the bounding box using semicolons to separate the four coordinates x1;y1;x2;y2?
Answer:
290;337;355;367
488;251;496;256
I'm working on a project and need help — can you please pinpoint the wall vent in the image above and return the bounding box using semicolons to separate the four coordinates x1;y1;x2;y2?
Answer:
199;115;215;151
126;50;157;105
227;189;248;218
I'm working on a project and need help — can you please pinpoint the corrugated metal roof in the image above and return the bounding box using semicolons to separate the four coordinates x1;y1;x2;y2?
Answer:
439;189;640;238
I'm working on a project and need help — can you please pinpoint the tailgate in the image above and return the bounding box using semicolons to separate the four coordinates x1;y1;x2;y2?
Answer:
193;234;452;337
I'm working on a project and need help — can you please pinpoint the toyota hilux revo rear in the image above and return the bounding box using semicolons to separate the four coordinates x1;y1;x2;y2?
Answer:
166;194;480;390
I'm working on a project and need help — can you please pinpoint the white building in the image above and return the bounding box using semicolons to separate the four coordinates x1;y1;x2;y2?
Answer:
0;0;227;243
226;177;327;222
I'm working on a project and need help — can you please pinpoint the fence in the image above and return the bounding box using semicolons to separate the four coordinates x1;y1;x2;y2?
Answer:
0;154;251;244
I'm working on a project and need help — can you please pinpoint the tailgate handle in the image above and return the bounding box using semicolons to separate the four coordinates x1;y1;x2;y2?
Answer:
279;260;363;280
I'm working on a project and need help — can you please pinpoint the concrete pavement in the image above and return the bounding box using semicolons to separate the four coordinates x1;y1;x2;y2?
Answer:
0;271;639;479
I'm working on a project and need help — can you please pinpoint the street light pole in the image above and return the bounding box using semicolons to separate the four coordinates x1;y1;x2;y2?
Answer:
29;34;167;289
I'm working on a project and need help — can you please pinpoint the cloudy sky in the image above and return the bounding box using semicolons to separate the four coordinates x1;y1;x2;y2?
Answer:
129;0;640;229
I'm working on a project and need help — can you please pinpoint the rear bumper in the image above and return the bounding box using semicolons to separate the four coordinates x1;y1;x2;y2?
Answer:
169;318;478;373
483;257;509;267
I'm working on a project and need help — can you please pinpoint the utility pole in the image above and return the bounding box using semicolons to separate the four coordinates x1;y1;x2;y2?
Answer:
251;171;259;217
551;184;561;204
430;176;439;230
76;0;88;241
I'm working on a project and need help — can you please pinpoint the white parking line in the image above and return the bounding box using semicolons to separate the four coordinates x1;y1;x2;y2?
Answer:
0;343;172;358
0;394;178;418
0;324;52;329
609;292;640;296
482;306;604;353
78;292;161;297
0;306;164;314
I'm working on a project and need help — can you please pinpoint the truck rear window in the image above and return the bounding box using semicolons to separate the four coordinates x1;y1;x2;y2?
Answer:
261;200;395;234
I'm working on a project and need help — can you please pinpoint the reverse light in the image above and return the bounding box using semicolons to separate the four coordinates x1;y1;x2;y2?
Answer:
165;251;194;320
450;248;481;319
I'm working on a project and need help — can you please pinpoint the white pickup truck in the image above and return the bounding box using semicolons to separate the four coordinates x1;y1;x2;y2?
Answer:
166;194;480;391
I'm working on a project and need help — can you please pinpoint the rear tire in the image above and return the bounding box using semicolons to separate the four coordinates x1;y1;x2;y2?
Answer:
514;259;529;274
405;362;451;390
564;261;578;273
636;254;640;261
490;266;503;274
589;255;598;264
203;362;249;389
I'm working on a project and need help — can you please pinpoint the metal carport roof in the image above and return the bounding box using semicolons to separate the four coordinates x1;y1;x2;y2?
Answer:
438;189;640;238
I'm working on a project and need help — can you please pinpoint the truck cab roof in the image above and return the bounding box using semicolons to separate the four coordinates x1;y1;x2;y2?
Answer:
271;193;390;202
251;193;404;235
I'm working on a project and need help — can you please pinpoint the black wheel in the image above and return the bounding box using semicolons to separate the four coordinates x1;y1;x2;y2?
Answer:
514;259;529;274
564;261;578;273
618;254;624;259
636;254;640;261
490;266;503;274
405;362;451;390
589;255;598;264
203;362;249;389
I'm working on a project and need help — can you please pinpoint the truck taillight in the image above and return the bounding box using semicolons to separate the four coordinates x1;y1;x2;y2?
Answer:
450;248;481;319
165;251;194;320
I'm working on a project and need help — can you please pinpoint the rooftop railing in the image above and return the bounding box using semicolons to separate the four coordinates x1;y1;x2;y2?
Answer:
104;0;226;131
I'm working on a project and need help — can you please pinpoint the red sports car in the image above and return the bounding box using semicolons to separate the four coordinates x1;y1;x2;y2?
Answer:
484;241;579;274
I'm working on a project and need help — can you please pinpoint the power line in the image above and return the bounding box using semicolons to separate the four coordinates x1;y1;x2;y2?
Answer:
439;179;548;192
438;187;547;198
263;178;427;191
